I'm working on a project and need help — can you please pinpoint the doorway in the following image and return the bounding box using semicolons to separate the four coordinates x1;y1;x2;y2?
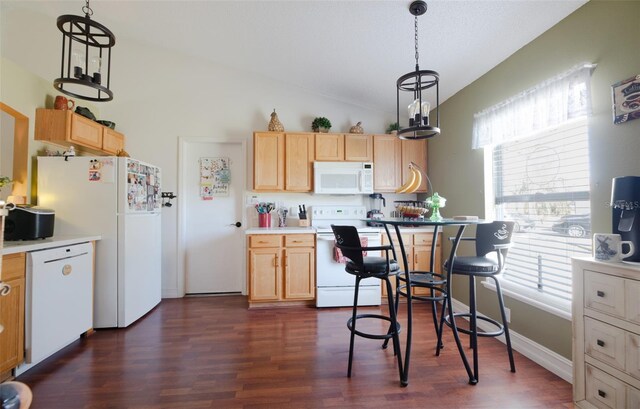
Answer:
178;137;246;295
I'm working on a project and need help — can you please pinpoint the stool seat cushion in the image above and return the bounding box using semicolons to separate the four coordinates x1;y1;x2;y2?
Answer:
346;256;399;277
444;256;499;276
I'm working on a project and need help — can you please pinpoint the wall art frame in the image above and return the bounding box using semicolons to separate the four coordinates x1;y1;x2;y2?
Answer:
612;74;640;124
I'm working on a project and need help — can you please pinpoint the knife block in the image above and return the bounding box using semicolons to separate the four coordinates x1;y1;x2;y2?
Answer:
298;219;310;227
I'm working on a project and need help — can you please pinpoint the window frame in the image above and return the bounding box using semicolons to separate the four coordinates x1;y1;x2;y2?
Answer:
482;118;590;321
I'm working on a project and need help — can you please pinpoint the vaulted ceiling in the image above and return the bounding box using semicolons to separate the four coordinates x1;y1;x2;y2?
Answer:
2;0;587;112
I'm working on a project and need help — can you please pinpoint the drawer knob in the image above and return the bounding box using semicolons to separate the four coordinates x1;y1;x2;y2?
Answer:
596;339;605;347
598;389;606;398
596;290;605;297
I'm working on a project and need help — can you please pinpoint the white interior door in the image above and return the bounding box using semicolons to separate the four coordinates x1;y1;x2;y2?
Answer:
181;139;244;294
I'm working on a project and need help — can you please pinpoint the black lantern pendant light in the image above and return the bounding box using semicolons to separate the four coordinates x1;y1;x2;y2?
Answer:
396;1;440;140
53;0;116;102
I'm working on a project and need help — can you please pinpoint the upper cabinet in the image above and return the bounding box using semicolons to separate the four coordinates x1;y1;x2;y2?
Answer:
315;133;373;162
344;134;373;162
253;130;426;193
35;109;125;155
315;133;344;161
373;135;428;193
254;132;285;191
285;133;315;192
401;139;428;192
373;134;402;192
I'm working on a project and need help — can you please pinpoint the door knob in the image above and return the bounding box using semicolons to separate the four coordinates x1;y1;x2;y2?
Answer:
229;222;242;227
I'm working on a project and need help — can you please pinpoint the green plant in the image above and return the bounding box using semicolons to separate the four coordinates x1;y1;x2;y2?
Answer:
311;117;332;131
386;122;400;134
0;176;11;189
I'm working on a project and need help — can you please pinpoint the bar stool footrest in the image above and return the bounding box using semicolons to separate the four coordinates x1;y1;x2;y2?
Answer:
347;314;401;340
396;285;447;302
444;313;505;337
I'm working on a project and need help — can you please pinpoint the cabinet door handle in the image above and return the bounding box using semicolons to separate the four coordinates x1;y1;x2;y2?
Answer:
292;240;302;243
0;282;11;297
596;339;605;347
596;290;605;297
414;254;418;264
275;255;279;267
259;240;268;244
598;389;606;398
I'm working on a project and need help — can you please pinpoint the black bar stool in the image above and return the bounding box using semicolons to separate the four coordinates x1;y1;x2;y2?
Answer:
331;225;404;383
442;221;516;384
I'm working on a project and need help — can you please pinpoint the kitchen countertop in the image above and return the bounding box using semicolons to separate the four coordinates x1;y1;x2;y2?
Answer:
244;226;436;234
2;235;101;255
245;227;316;234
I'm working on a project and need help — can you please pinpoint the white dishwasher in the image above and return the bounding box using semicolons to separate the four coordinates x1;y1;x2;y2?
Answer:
22;242;93;370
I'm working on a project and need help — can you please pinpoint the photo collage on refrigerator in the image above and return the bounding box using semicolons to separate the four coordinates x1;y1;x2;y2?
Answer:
127;159;161;211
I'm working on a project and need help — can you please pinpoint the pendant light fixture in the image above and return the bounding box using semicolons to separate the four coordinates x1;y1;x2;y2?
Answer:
396;1;440;140
53;0;116;102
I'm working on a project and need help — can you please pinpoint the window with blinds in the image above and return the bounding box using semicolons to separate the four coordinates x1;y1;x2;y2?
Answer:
492;118;590;302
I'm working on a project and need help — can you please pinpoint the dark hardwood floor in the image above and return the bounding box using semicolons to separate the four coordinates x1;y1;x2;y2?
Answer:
16;296;573;408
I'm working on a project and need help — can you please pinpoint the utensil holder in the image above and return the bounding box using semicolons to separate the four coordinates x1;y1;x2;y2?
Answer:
258;213;271;228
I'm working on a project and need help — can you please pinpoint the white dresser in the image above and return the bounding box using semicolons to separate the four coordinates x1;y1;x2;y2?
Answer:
572;257;640;408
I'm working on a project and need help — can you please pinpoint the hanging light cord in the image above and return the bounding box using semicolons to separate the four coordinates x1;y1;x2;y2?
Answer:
414;15;420;70
82;0;93;17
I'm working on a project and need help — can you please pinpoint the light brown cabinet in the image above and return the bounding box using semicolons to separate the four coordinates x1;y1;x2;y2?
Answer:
35;108;126;155
344;134;373;162
254;132;315;192
381;231;442;297
372;135;428;193
0;253;25;380
315;133;373;162
373;134;402;191
253;132;285;191
285;133;315;191
315;133;344;161
248;234;315;307
401;139;428;192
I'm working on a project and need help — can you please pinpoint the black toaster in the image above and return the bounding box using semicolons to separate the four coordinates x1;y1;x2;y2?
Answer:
4;205;55;241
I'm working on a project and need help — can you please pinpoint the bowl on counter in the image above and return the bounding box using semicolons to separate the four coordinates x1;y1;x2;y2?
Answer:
394;200;428;218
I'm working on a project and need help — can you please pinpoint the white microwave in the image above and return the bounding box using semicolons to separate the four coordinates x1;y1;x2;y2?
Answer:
313;162;374;194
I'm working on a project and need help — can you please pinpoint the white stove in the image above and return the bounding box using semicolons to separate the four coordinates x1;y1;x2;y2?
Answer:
312;205;382;307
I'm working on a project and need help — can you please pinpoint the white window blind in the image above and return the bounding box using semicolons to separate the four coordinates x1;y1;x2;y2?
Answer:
492;118;590;302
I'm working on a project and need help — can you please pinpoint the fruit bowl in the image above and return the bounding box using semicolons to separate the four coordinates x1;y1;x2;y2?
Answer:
395;201;428;218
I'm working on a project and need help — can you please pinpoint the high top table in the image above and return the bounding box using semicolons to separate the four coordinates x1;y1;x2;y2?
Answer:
367;218;489;386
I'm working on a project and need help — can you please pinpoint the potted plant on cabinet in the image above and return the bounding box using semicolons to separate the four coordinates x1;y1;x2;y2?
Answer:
386;122;400;134
312;117;332;133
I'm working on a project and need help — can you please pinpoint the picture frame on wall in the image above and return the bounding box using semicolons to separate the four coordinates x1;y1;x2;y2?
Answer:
612;74;640;124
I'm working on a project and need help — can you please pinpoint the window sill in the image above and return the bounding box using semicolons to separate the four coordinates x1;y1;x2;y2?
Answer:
481;279;572;321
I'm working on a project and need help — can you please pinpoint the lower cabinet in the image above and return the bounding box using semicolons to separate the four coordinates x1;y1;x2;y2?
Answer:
381;231;442;297
248;234;315;307
0;253;26;380
573;258;640;408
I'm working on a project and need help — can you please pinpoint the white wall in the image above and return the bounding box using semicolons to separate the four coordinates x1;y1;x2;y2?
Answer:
1;5;407;297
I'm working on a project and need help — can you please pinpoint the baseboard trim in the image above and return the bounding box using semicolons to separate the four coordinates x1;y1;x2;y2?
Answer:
162;288;180;298
449;298;573;383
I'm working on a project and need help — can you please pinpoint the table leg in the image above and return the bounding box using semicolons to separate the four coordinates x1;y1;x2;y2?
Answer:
393;224;411;387
445;225;478;384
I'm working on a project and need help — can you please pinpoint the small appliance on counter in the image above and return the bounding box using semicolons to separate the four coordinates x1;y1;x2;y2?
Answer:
612;176;640;262
366;193;386;226
3;205;55;241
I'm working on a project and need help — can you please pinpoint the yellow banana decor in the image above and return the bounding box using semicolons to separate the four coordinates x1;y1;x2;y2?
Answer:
395;162;423;194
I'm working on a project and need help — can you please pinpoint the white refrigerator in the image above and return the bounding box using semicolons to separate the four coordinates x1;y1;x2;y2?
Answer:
37;156;162;328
